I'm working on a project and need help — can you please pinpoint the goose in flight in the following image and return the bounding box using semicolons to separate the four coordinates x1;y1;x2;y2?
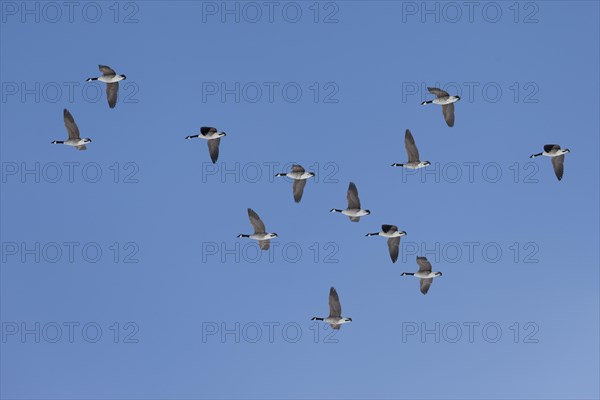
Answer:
391;129;431;169
237;208;278;250
185;127;226;163
365;224;407;263
530;144;570;181
421;87;460;127
86;65;126;109
311;287;352;330
275;164;315;203
51;109;92;150
401;256;443;295
330;182;371;222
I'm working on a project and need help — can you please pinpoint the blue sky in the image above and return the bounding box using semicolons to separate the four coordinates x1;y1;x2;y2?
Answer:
1;1;599;399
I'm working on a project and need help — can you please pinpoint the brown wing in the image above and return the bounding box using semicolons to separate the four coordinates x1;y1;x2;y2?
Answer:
247;208;266;234
428;87;449;98
291;164;305;173
207;138;221;163
201;127;218;136
258;240;270;251
420;278;433;295
442;103;455;127
63;109;80;140
416;256;432;273
99;65;116;76
387;237;400;263
405;129;420;163
292;179;307;203
75;145;87;151
328;287;342;318
382;225;398;233
106;82;118;108
551;155;565;181
347;182;361;209
330;324;341;330
544;144;560;153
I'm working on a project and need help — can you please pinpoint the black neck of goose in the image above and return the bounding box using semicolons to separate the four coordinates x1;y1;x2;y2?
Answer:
402;272;415;276
311;317;324;321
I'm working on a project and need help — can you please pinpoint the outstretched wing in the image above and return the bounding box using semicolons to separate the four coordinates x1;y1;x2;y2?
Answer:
328;287;342;318
293;179;307;203
382;224;398;233
442;103;455;127
387;237;400;263
201;127;218;136
291;164;305;173
75;145;87;151
258;240;270;250
347;182;361;209
405;129;420;163
428;87;449;98
247;208;266;234
420;278;433;295
99;65;116;76
63;109;80;140
551;154;565;181
207;138;221;163
416;256;432;273
106;82;118;108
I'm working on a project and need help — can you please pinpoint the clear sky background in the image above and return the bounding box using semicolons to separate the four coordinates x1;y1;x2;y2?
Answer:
1;1;599;399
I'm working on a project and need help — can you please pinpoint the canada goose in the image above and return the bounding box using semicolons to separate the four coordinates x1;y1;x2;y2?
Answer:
275;164;315;203
401;256;443;295
421;87;460;127
86;65;126;109
530;144;570;181
330;182;371;222
391;129;431;169
311;287;352;330
365;225;407;263
185;127;226;163
51;109;92;150
237;208;278;250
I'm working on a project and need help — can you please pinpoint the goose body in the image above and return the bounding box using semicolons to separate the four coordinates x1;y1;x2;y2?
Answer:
401;256;443;295
275;165;315;203
185;127;226;163
366;224;407;263
86;65;126;109
330;182;370;222
530;144;570;181
421;87;460;127
391;129;431;169
51;109;92;150
237;208;278;250
311;287;352;330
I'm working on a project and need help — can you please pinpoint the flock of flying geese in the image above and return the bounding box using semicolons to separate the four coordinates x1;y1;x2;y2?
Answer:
50;65;571;330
